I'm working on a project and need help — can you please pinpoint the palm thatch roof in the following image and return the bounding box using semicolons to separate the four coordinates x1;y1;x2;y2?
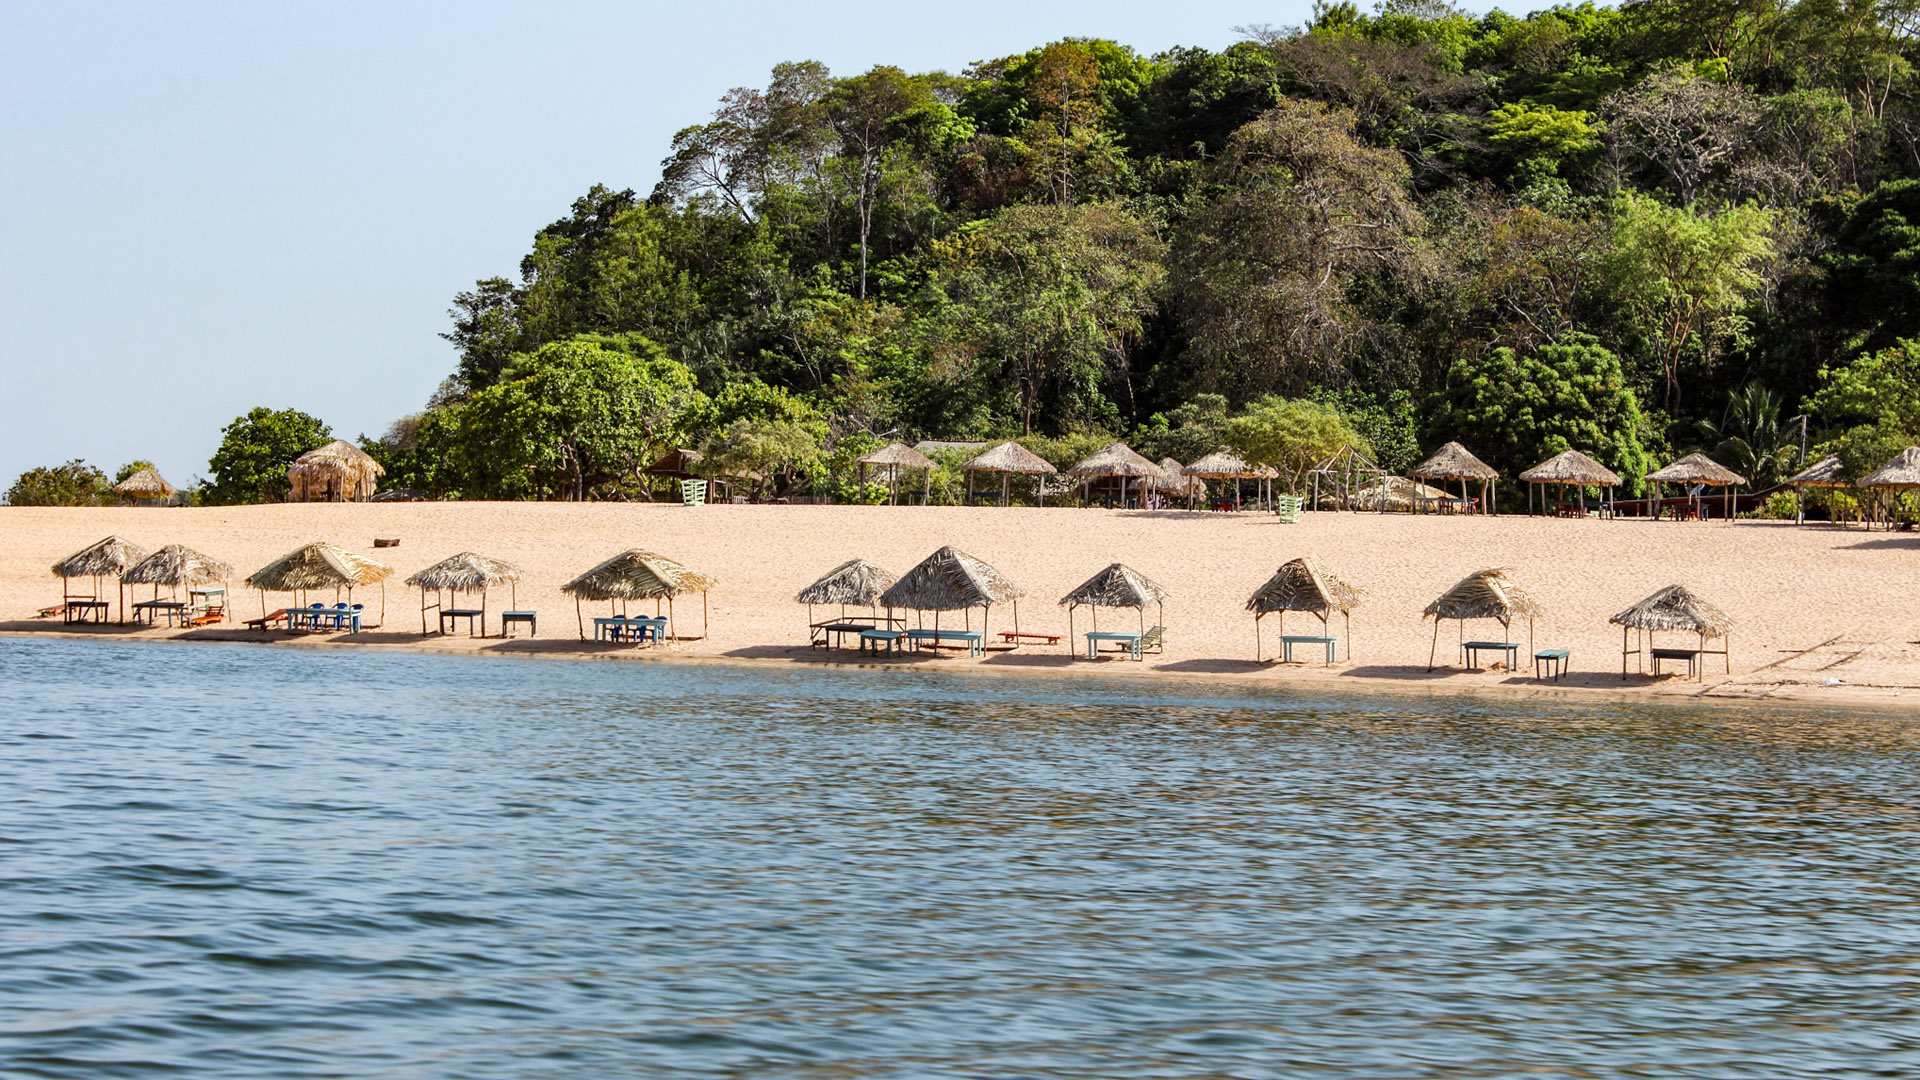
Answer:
1519;449;1621;485
121;545;232;588
288;440;384;501
1153;457;1206;495
1246;557;1360;616
1060;563;1170;609
1787;454;1847;487
1336;475;1451;512
1423;568;1543;624
880;546;1024;611
1065;442;1165;478
857;442;935;469
113;467;176;498
1859;447;1920;489
797;559;898;606
961;441;1056;474
1183;448;1262;478
51;536;150;579
561;550;715;601
405;552;524;593
245;542;394;592
1412;442;1499;481
1609;584;1733;638
1646;453;1745;486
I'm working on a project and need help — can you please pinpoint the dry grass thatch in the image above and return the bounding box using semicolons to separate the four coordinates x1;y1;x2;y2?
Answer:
51;536;150;579
1412;441;1499;481
1610;584;1733;637
857;442;935;469
562;550;716;601
1246;557;1361;616
288;440;385;501
962;441;1057;474
1646;453;1745;486
1065;442;1165;478
1183;447;1261;478
1060;563;1170;609
1519;449;1621;485
1859;447;1920;488
246;541;394;592
113;467;176;498
1787;454;1847;487
121;545;233;588
1423;568;1542;624
405;552;524;593
1333;475;1450;511
880;546;1023;611
797;559;898;606
1153;457;1206;495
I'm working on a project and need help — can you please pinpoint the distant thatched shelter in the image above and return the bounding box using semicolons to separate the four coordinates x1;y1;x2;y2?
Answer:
961;442;1057;506
1610;584;1732;680
797;558;899;644
880;546;1024;639
562;549;715;641
1065;443;1164;507
1786;453;1847;524
246;541;394;624
1183;448;1267;509
121;544;233;623
1338;475;1451;513
113;467;176;506
287;441;384;502
857;442;936;505
1060;563;1169;645
1423;568;1542;670
1306;445;1387;512
1246;557;1360;662
1519;449;1622;516
51;536;150;621
404;552;525;635
1646;453;1745;520
1151;457;1206;501
1411;442;1499;514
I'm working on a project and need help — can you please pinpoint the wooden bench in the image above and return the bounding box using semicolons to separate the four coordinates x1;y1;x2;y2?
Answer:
1141;625;1165;654
1281;635;1336;665
246;609;289;631
998;630;1064;646
1534;648;1569;681
187;605;227;628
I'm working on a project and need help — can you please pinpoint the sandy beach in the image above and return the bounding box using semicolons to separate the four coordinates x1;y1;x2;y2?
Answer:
5;501;1917;709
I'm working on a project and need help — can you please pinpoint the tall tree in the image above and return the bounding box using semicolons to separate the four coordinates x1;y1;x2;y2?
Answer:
205;408;331;505
824;67;935;299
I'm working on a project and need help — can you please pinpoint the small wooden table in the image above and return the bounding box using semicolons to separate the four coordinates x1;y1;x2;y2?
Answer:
439;608;486;637
1281;635;1337;665
132;600;189;627
1085;631;1143;660
1534;648;1570;681
906;628;984;656
858;629;904;657
1462;641;1520;671
502;611;536;637
1651;647;1700;679
64;600;111;625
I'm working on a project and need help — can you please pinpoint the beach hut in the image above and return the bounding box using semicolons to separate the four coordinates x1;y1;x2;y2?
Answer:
1423;568;1542;671
561;549;715;642
1858;447;1920;529
1411;442;1499;514
1645;453;1745;521
287;440;384;502
1065;442;1164;508
50;536;150;623
112;467;176;506
1343;474;1452;513
1060;563;1169;656
245;541;394;626
121;545;233;624
1246;557;1360;663
1786;454;1847;524
856;442;936;505
1610;584;1732;680
1183;448;1265;510
879;546;1024;644
1151;457;1206;504
405;552;524;636
797;558;899;645
961;442;1057;507
1519;449;1622;517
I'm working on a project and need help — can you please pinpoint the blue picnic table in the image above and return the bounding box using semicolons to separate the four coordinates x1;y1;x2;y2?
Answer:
905;628;984;656
594;616;667;644
1462;640;1519;670
1280;634;1337;665
858;629;905;657
1085;630;1143;660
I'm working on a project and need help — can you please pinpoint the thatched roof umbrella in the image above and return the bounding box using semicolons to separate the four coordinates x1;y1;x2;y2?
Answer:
1646;453;1745;521
797;558;899;642
1609;584;1733;680
880;546;1025;640
1152;457;1206;501
113;467;176;505
122;545;233;621
1857;447;1920;530
1423;568;1542;670
857;442;936;505
1519;449;1622;517
51;536;150;622
245;541;394;625
1411;442;1499;515
561;549;716;642
1785;453;1847;524
1246;556;1360;662
404;553;524;635
1184;448;1264;509
287;440;384;503
1060;563;1169;646
1065;442;1164;508
961;442;1056;507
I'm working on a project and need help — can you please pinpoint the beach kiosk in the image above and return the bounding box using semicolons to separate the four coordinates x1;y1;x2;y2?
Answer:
797;558;902;651
1064;443;1165;509
960;442;1056;507
49;536;149;624
245;541;393;631
1411;442;1499;514
405;552;525;637
121;544;233;627
1610;584;1732;680
1520;449;1621;517
562;549;714;644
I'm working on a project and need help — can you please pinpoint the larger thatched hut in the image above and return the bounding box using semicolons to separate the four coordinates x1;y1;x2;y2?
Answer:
1519;449;1622;516
1610;584;1733;680
404;553;525;635
1411;442;1499;514
961;442;1056;506
857;442;936;505
51;536;150;622
1645;453;1745;520
122;545;233;623
797;558;900;645
1860;447;1920;489
246;541;394;625
1065;443;1164;507
287;441;384;502
1423;568;1542;670
561;549;715;641
1060;563;1169;652
1246;557;1360;663
113;467;176;506
880;546;1024;640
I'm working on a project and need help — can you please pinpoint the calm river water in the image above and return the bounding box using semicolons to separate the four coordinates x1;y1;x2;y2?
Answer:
2;636;1917;1078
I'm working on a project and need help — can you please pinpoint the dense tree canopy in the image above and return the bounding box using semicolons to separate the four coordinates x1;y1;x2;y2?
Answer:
205;408;332;505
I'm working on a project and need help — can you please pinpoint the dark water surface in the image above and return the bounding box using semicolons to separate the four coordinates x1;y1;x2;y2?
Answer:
2;637;1918;1078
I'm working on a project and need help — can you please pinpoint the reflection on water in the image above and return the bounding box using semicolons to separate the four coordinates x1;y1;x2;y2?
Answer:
1;637;1917;1078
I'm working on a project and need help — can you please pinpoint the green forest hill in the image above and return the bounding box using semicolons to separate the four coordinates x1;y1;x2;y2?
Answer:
15;0;1920;510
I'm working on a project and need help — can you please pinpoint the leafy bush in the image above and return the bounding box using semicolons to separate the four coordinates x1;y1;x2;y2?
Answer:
6;460;113;506
205;408;331;504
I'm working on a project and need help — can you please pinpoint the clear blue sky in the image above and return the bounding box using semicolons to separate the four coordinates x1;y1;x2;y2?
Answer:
0;0;1317;491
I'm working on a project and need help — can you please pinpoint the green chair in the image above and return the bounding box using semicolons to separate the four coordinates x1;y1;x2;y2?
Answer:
680;479;708;507
1275;494;1303;523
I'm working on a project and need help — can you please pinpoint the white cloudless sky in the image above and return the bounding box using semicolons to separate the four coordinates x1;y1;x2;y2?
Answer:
0;0;1320;490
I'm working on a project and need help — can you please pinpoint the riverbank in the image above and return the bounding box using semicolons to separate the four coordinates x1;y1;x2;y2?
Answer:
5;502;1916;708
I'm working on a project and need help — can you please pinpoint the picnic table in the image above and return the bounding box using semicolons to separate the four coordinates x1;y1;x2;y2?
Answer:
1462;640;1520;671
132;600;189;627
439;608;486;637
1280;635;1337;665
1084;630;1143;660
810;615;905;649
292;605;363;632
63;600;111;625
906;628;984;656
594;616;666;643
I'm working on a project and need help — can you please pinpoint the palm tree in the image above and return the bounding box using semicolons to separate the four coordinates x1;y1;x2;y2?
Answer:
1698;383;1800;487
